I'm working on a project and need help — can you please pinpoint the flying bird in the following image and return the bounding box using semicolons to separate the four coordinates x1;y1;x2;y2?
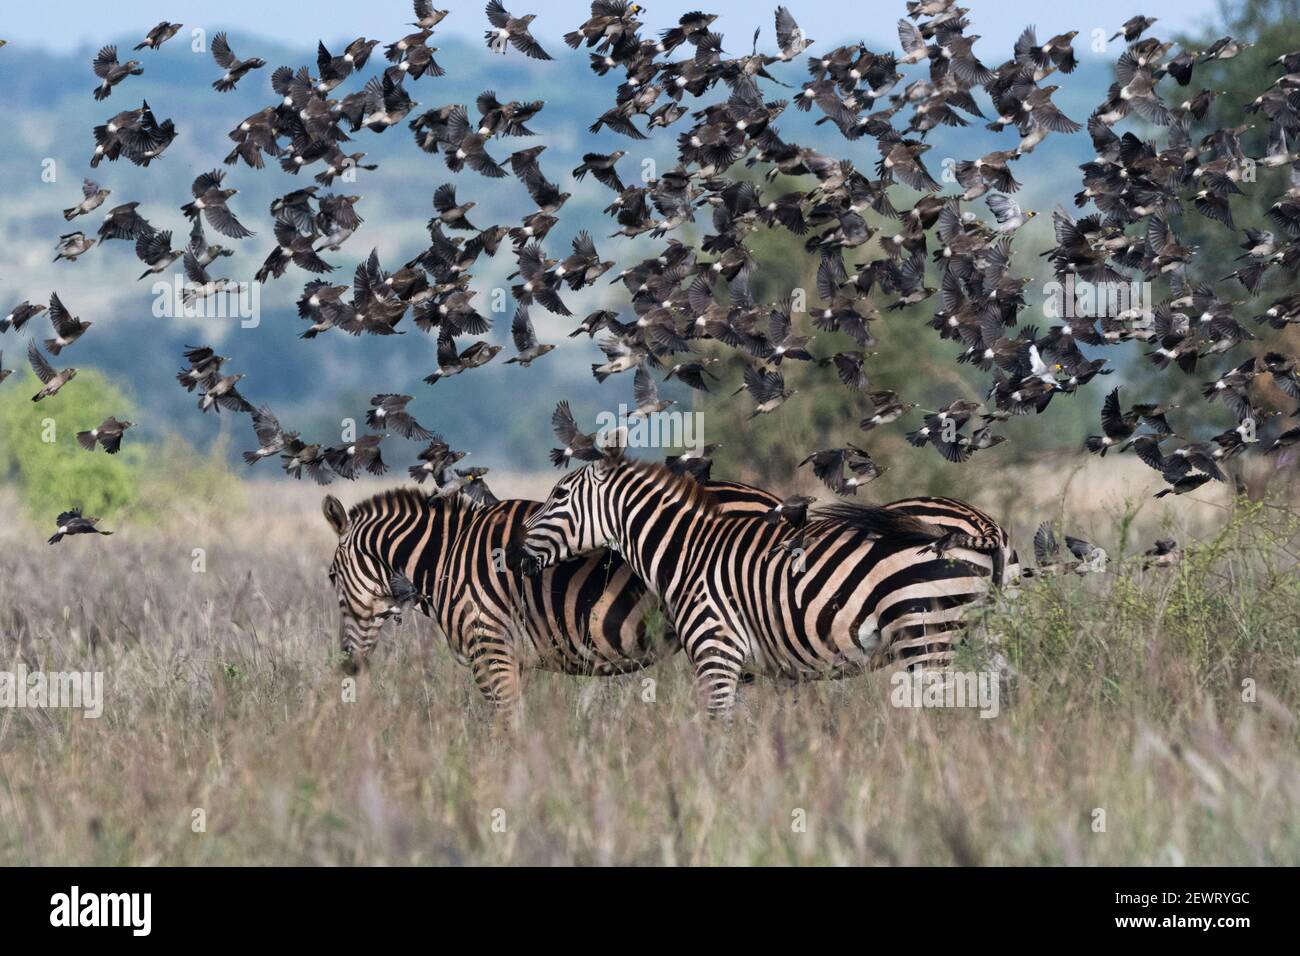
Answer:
76;416;133;454
484;1;553;60
48;509;113;545
211;32;266;92
28;342;76;401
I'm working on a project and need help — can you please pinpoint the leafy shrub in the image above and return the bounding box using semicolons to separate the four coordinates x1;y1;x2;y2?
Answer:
0;368;240;525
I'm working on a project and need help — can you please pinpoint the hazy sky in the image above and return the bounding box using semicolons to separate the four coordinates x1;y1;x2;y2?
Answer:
4;0;1227;56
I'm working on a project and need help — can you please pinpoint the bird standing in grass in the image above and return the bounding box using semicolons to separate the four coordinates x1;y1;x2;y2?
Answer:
1033;523;1103;575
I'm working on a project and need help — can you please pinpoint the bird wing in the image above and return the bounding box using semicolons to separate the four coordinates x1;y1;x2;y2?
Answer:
27;342;56;384
183;251;211;284
206;203;254;240
1033;522;1058;565
1099;387;1128;437
93;45;120;78
551;400;580;443
211;32;237;68
511;305;538;351
632;365;658;406
510;29;553;61
192;169;225;195
433;182;457;213
485;1;511;29
986;193;1019;223
47;294;74;334
251;405;284;444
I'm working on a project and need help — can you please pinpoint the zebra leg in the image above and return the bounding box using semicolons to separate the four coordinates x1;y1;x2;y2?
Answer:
467;630;523;722
682;623;746;718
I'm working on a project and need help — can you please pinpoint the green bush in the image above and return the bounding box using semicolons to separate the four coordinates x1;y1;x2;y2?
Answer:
0;367;240;525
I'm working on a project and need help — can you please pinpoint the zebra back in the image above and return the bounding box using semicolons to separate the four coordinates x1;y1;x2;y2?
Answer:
519;461;1016;699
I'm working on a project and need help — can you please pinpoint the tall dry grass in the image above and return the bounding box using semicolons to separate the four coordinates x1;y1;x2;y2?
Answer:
0;477;1296;865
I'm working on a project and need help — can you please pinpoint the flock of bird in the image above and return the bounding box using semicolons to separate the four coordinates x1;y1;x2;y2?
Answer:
3;0;1299;559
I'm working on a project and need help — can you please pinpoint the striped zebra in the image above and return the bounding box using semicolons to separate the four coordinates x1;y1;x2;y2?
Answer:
518;455;1015;715
321;478;778;711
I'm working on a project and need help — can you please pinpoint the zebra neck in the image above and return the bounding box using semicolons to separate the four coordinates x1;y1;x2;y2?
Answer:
606;478;711;611
372;496;471;607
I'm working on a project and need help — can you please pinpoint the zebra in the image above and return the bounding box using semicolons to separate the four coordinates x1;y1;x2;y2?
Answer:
517;454;1016;716
321;478;779;712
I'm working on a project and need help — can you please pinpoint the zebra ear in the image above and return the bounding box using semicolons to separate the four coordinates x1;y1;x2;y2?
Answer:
322;495;350;537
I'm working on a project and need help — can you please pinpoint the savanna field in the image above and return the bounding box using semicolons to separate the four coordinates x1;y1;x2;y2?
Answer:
3;0;1300;883
2;467;1297;866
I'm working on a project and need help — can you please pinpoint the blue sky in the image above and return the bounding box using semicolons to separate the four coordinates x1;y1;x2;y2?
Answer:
4;0;1227;56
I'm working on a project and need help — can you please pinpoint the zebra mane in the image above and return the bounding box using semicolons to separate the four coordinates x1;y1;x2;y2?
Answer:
623;459;719;513
812;502;946;543
345;486;484;524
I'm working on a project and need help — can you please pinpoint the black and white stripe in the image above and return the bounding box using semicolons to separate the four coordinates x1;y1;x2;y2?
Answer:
520;459;1015;715
321;480;778;711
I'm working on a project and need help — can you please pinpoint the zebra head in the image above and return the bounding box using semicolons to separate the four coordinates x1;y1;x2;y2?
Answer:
322;494;419;673
518;454;623;571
